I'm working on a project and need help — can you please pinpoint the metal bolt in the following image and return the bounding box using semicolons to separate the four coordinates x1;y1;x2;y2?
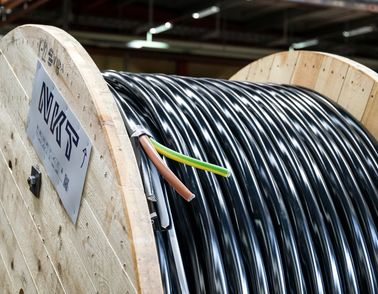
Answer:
27;166;42;198
27;175;37;186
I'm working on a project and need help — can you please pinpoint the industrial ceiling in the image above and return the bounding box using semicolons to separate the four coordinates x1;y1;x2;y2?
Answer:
1;0;378;70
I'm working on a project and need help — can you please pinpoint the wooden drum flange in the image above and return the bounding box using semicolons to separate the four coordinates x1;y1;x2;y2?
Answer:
0;24;162;294
231;50;378;140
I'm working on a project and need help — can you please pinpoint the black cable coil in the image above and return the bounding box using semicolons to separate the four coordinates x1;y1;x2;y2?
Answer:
103;71;378;294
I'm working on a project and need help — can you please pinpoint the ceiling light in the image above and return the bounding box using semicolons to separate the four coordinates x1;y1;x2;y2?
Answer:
342;25;374;38
149;22;173;35
192;6;220;19
127;32;169;49
127;40;169;49
290;38;319;50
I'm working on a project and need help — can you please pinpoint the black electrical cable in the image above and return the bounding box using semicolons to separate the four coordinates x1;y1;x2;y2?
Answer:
103;71;378;294
201;79;339;293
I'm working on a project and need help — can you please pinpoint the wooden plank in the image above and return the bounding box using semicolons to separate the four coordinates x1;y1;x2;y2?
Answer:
246;54;275;82
0;183;39;294
0;25;161;293
337;66;375;120
321;52;377;78
0;248;15;294
230;64;250;81
244;60;259;81
0;54;137;293
291;51;324;89
268;51;299;84
361;83;378;139
314;55;349;102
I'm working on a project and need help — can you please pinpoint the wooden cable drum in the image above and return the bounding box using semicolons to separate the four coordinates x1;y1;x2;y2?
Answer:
0;24;162;293
0;24;377;294
230;50;378;140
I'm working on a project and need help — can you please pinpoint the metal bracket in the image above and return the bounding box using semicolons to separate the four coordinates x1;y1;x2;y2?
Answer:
27;165;42;198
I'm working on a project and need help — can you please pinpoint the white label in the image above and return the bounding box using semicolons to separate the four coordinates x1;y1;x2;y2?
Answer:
27;61;92;224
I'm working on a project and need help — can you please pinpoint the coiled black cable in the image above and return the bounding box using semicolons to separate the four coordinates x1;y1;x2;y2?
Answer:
103;71;378;294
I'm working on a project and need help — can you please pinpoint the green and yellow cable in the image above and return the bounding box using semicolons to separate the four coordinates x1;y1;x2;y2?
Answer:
149;137;230;177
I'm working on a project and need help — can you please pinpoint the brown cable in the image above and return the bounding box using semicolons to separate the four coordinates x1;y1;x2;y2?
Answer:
139;135;195;202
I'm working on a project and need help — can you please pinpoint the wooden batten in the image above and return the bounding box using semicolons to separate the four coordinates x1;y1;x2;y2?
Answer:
0;25;162;293
231;50;378;140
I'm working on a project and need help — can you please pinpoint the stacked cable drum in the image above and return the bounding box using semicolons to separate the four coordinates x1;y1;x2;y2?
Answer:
104;71;378;294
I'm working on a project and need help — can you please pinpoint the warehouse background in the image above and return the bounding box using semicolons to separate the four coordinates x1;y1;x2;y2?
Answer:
0;0;378;77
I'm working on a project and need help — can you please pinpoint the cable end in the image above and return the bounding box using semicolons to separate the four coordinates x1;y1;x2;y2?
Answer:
217;169;231;177
187;194;196;202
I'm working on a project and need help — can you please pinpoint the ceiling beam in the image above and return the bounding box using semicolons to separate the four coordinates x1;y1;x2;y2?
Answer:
284;0;378;13
70;29;277;60
302;10;371;30
0;0;50;25
2;0;24;10
288;7;343;24
242;0;296;21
